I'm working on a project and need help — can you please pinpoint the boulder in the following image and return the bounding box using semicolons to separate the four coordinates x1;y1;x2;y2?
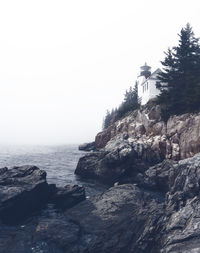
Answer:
75;137;163;184
0;165;85;224
0;165;52;223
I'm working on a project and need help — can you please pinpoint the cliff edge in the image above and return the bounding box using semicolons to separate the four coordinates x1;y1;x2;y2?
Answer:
76;105;200;183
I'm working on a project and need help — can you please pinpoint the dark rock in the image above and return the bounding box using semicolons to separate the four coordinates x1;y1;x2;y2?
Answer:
51;184;85;209
0;165;85;224
0;184;164;253
3;153;200;252
3;148;200;252
135;159;178;193
61;184;164;253
78;142;95;151
0;165;52;224
75;138;163;184
159;153;200;252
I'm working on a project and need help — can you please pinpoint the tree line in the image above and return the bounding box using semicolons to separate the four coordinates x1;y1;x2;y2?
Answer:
103;83;139;129
157;23;200;120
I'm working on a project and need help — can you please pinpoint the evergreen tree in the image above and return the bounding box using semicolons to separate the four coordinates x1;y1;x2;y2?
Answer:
157;23;200;119
102;82;139;129
117;82;139;118
103;110;112;129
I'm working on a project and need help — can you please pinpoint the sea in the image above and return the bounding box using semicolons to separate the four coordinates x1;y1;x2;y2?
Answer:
0;144;108;196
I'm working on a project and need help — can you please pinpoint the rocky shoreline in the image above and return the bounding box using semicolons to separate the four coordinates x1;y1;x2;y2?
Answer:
1;106;200;252
0;165;85;224
2;153;200;252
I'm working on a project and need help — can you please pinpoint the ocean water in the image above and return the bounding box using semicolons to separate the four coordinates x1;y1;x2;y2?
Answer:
0;144;108;196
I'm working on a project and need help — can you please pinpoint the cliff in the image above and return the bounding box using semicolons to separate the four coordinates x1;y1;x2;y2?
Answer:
76;105;200;183
96;105;200;160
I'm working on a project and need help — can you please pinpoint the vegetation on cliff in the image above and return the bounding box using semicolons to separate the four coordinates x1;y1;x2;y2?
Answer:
103;82;139;129
157;23;200;120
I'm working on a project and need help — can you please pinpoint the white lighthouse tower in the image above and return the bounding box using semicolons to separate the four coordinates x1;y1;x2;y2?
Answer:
137;63;161;105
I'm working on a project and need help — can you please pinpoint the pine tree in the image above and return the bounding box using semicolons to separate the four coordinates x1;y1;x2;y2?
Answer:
118;82;139;118
102;82;139;129
157;23;200;119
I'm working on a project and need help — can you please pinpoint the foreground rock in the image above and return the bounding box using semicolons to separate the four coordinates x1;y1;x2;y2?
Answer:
0;165;52;223
0;165;85;224
0;184;164;253
2;153;200;252
74;153;200;253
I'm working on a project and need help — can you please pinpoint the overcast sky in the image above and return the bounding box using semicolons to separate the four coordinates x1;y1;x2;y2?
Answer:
0;0;199;145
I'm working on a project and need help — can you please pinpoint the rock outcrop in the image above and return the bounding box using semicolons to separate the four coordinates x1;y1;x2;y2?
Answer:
2;154;200;252
96;105;200;160
78;142;95;151
76;137;161;184
76;105;200;183
0;165;85;224
0;184;164;253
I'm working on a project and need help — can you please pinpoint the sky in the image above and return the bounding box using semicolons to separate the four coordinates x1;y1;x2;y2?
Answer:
0;0;200;145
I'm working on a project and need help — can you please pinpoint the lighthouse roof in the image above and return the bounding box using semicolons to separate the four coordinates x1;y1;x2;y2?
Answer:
140;62;151;71
140;68;161;85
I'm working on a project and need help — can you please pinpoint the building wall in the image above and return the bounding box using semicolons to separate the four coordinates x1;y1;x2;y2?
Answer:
141;80;150;105
137;69;161;105
149;80;160;101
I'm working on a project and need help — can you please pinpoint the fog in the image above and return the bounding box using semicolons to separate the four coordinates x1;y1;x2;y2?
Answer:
0;0;199;144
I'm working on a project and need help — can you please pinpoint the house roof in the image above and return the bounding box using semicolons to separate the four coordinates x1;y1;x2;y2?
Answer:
140;68;161;85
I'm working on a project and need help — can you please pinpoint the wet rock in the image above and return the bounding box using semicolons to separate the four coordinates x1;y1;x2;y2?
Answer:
78;142;96;151
0;184;164;253
51;184;85;209
0;165;52;223
0;165;85;224
3;153;200;252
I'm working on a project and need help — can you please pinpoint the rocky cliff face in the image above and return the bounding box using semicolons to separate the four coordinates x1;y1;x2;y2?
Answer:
96;105;200;160
76;105;200;183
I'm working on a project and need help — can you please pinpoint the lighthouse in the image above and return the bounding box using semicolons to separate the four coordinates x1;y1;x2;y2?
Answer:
137;63;161;105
